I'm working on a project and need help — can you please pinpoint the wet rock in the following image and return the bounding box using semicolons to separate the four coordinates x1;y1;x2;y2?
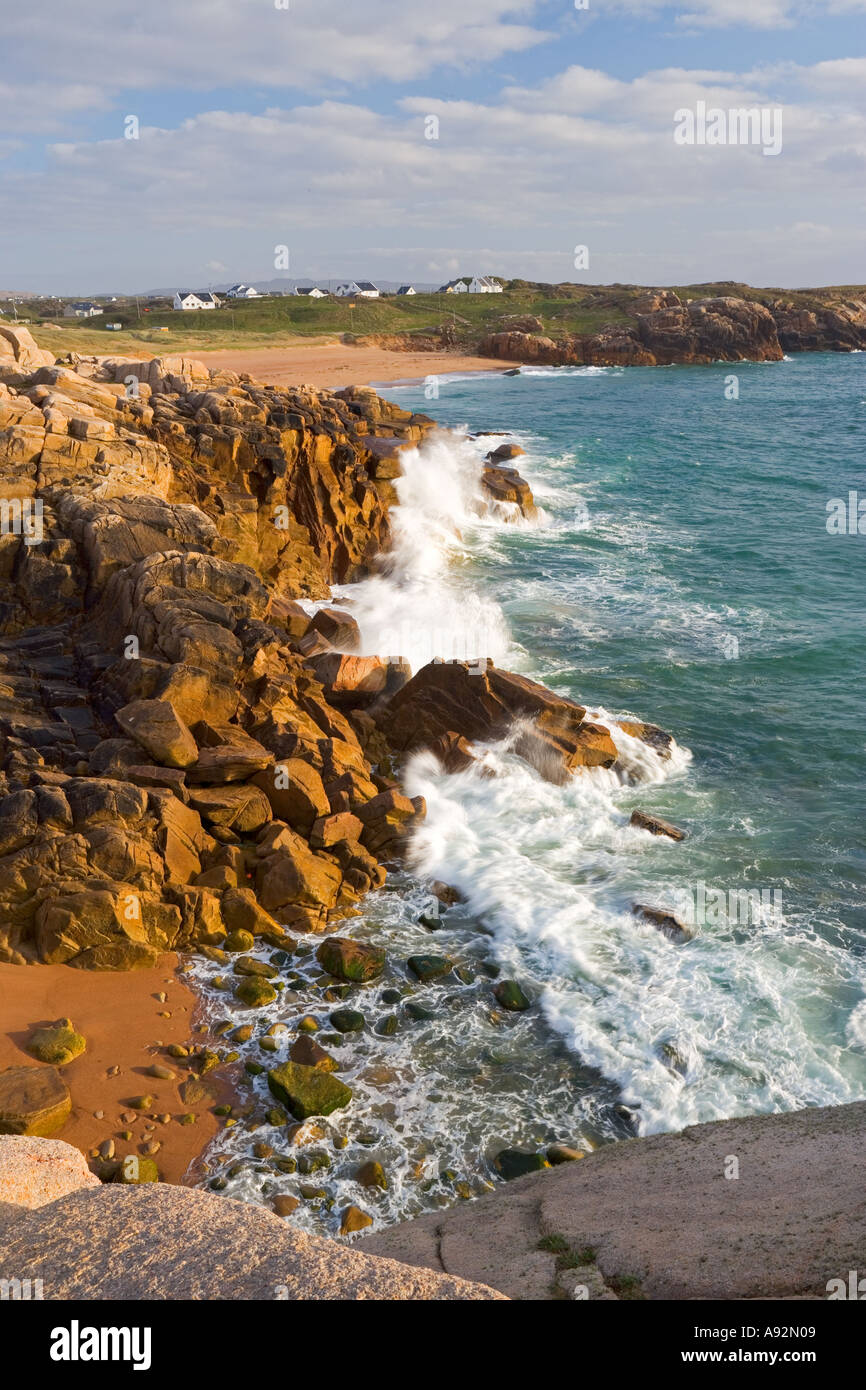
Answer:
234;977;277;1007
408;954;452;983
493;1149;550;1181
493;980;531;1011
273;1194;299;1217
26;1018;86;1066
329;1009;365;1033
547;1143;585;1165
380;661;615;784
617;719;673;759
317;937;386;983
225;928;256;953
233;955;278;979
267;1061;352;1121
633;903;694;944
0;1066;71;1136
111;1156;160;1184
290;1036;339;1071
340;1204;373;1235
309;607;361;650
629;810;686;841
356;1159;388;1191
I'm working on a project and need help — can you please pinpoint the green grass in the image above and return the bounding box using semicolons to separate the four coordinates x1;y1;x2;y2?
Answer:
9;279;865;360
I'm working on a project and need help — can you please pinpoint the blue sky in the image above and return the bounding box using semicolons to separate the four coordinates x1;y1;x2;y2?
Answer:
2;0;864;292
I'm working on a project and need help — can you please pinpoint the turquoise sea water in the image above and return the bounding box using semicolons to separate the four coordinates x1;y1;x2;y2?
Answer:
196;352;866;1230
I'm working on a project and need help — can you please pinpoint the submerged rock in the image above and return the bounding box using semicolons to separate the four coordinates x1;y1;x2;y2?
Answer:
493;980;531;1012
633;903;694;944
629;810;686;841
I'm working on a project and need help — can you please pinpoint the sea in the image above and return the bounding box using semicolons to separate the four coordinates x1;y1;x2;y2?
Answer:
192;351;866;1233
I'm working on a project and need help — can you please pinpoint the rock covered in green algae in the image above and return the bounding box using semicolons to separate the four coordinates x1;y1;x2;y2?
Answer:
26;1018;86;1066
493;980;531;1011
267;1061;353;1121
494;1149;551;1181
316;937;386;983
235;977;277;1007
329;1009;365;1033
407;955;452;983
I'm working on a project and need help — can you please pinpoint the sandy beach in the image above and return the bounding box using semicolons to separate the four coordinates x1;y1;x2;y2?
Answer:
0;957;228;1185
192;341;510;390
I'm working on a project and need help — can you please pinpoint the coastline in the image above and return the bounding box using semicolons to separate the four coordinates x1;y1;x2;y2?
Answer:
0;957;230;1185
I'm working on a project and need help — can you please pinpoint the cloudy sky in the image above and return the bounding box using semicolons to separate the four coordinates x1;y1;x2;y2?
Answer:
2;0;864;292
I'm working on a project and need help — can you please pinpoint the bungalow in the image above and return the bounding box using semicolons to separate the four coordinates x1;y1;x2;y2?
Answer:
294;286;328;298
63;301;103;318
173;291;219;311
335;281;379;299
396;285;416;296
225;284;261;299
468;275;503;293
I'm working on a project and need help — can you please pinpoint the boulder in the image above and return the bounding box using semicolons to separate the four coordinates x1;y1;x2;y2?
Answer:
289;1036;339;1071
252;760;330;835
493;1149;550;1180
115;699;198;769
188;783;272;834
340;1205;373;1235
493;980;531;1011
629;810;686;842
306;653;389;707
380;661;615;784
267;1061;353;1120
633;903;694;944
0;1135;100;1208
316;937;386;983
481;466;538;521
26;1018;86;1066
309;607;361;650
408;954;452;983
0;1066;71;1137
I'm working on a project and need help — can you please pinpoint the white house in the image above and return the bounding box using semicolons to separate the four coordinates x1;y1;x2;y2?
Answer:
396;285;416;296
173;291;219;311
335;281;379;299
437;276;503;294
468;276;503;293
294;286;328;298
63;301;103;318
225;283;261;299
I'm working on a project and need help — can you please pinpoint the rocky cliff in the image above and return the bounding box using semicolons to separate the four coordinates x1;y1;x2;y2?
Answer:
477;290;866;368
0;328;638;975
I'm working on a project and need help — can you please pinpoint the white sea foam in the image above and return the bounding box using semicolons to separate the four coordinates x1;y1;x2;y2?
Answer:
334;430;532;673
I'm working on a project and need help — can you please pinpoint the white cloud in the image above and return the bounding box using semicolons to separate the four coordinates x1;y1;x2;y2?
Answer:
2;56;864;289
2;0;550;130
600;0;866;27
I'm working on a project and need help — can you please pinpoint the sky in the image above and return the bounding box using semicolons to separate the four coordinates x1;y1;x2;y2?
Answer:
1;0;864;293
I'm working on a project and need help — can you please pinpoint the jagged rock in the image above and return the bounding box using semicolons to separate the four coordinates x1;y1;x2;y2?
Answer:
255;832;343;917
617;719;674;759
306;652;389;707
381;660;616;784
221;887;288;939
485;443;526;462
251;759;330;833
309;607;361;650
0;1066;71;1136
186;722;272;785
629;810;686;841
481;466;537;521
115;699;198;769
633;903;694;944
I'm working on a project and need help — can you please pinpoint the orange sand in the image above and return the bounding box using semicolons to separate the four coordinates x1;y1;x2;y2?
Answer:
193;341;509;390
0;956;228;1185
